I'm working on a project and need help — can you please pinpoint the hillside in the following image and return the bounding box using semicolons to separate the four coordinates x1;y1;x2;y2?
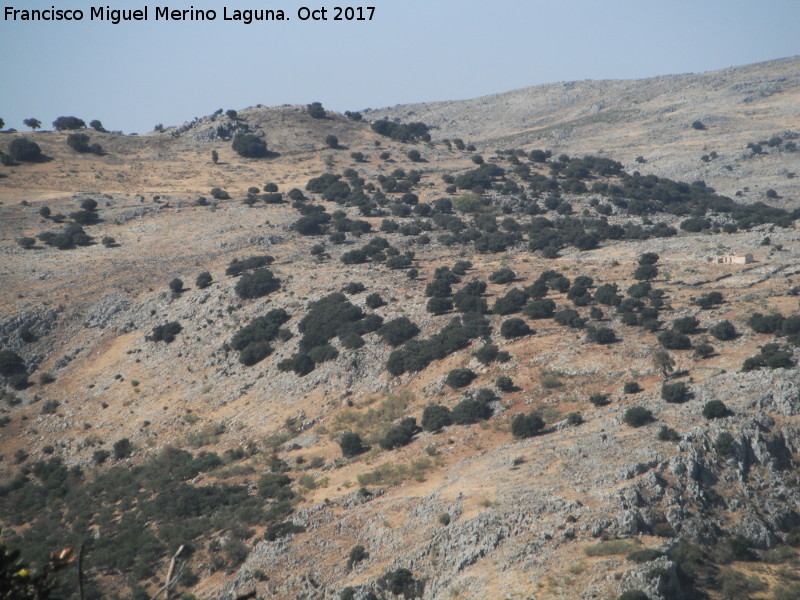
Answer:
1;62;800;600
364;56;800;208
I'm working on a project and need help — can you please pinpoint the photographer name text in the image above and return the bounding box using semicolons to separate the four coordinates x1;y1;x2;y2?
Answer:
4;5;375;24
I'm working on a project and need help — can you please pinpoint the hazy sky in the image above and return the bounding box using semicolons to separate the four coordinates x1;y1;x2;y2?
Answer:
1;0;798;133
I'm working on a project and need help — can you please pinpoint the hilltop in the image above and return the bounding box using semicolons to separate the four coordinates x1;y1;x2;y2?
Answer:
1;60;800;600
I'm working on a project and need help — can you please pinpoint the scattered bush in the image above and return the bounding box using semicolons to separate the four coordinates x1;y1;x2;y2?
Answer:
589;393;611;407
489;267;516;284
265;521;305;541
339;432;366;457
378;317;419;347
742;343;793;371
234;268;280;299
8;137;42;162
451;395;493;425
587;326;617;344
53;116;86;130
500;317;532;339
380;417;420;450
623;381;641;394
232;133;269;158
623;406;653;427
710;320;737;341
446;368;476;389
713;432;735;457
149;321;183;343
169;277;184;293
346;544;368;570
702;400;729;419
226;255;275;276
657;426;680;442
658;329;692;350
113;438;132;459
496;375;514;392
511;413;544;438
196;271;213;289
661;381;690;403
307;102;326;119
421;405;452;432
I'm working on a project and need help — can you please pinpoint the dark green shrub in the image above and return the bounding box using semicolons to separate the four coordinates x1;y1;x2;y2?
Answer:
587;326;617;344
8;137;42;161
694;341;714;359
235;268;280;299
380;417;420;450
638;252;659;265
694;291;724;309
346;544;368;569
264;521;305;541
210;187;230;200
589;393;610;407
309;344;338;364
0;350;27;377
16;236;35;249
196;271;213;289
377;568;425;600
524;298;556;319
473;343;499;364
595;283;622;306
714;432;735;457
710;320;736;341
446;368;476;389
425;279;452;298
365;293;385;309
258;473;293;498
554;308;585;329
672;316;699;334
623;381;641;394
661;381;690;403
658;330;691;350
149;321;182;343
511;413;544;438
657;426;680;442
67;132;91;152
691;120;705;130
339;432;365;457
623;406;653;427
742;343;793;371
566;412;583;425
232;133;269;158
633;264;658;281
426;297;453;315
421;405;452;432
113;438;132;459
500;317;532;338
494;288;529;315
451;397;493;424
169;277;184;293
496;375;514;392
307;102;326;119
627;549;663;563
618;591;650;600
53;116;86;130
239;342;273;366
325;134;339;148
378;317;420;347
343;281;366;295
489;267;516;284
702;400;729;419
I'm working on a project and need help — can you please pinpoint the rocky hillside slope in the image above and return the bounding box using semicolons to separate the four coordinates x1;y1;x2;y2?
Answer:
1;60;800;600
